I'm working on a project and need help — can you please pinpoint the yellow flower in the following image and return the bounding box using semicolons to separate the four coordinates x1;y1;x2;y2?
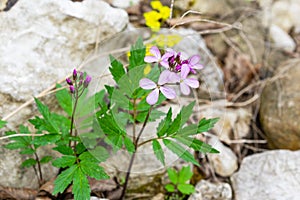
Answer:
156;34;182;47
144;10;161;31
144;64;152;75
151;1;170;20
151;1;163;10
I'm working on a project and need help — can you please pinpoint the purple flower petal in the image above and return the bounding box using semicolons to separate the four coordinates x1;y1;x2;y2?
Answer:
160;86;176;99
144;56;158;63
180;83;191;95
192;63;204;70
140;78;156;89
184;78;199;88
158;70;171;85
168;72;180;83
149;46;161;59
160;60;170;69
146;88;159;105
161;52;173;60
189;55;200;65
180;64;190;79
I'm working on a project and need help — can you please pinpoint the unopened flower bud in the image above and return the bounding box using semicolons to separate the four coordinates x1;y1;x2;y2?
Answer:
84;75;92;88
79;72;84;80
73;69;77;80
70;85;75;93
66;78;73;85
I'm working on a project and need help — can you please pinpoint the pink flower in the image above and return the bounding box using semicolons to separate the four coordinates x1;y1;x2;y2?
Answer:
144;46;172;69
169;64;199;95
139;70;176;105
186;55;204;74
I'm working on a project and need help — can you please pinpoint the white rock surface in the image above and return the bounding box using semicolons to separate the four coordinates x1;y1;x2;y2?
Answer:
112;0;140;8
259;0;300;32
207;136;238;177
231;150;300;200
0;0;128;102
270;24;296;52
188;180;232;200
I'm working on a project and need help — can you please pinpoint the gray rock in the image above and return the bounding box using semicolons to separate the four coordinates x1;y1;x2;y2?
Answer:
260;59;300;149
188;180;232;200
270;24;296;52
207;136;238;177
231;150;300;200
111;0;140;9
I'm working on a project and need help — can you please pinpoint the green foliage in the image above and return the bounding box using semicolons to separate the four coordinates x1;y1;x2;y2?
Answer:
0;120;6;128
56;84;73;116
109;55;126;83
128;37;146;70
165;166;195;196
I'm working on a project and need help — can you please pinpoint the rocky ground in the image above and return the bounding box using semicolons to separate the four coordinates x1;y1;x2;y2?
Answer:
1;0;300;199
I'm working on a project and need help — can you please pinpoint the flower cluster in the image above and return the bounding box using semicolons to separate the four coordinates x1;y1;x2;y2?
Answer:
144;1;170;31
140;46;203;105
66;69;91;95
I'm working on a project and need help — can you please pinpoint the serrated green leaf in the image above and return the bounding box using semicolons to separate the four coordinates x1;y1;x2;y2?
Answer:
5;142;28;150
178;166;193;183
178;183;195;195
124;136;135;153
80;160;109;180
53;165;78;195
165;183;175;192
21;158;37;168
176;124;198;136
19;148;35;155
105;134;123;151
136;109;165;122
109;55;126;83
72;167;91;200
197;118;219;133
166;112;181;136
152;140;165;165
179;102;195;127
53;145;74;155
128;37;146;70
105;85;114;99
0;120;6;128
88;146;110;162
157;108;172;137
56;84;72;116
175;136;219;153
52;155;76;168
111;88;133;110
32;134;61;146
167;168;178;184
40;156;53;164
75;143;86;155
163;139;199;166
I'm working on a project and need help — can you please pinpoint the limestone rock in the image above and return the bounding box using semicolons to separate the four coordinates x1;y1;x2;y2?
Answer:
188;180;232;200
231;150;300;200
260;59;300;149
207;136;238;177
270;24;296;52
111;0;140;9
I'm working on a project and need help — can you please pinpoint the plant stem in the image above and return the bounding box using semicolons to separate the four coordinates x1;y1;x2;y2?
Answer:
120;106;152;199
34;151;43;186
69;87;79;147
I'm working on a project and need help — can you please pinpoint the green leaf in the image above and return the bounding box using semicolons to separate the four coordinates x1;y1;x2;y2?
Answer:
167;168;178;184
176;124;198;136
163;139;199;166
88;146;110;162
56;84;72;116
106;134;123;151
21;158;37;168
53;165;78;195
165;183;175;192
179;101;195;127
19;148;35;155
32;134;61;146
124;136;135;153
80;160;109;180
0;120;6;128
156;108;172;137
52;155;76;168
72;167;91;200
178;166;193;183
53;145;74;155
105;85;114;99
75;143;86;155
166;112;181;136
40;156;53;164
128;37;146;70
175;136;219;153
152;140;165;165
109;55;126;83
197;118;219;133
178;183;195;195
136;109;165;122
5;142;28;150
